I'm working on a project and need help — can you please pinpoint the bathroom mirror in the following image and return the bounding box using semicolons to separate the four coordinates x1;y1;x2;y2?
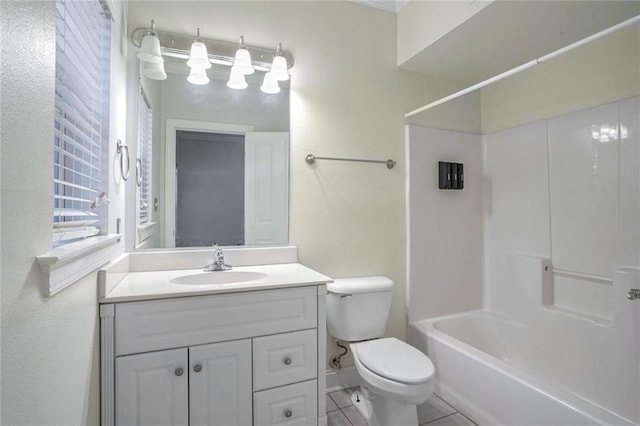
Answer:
133;56;290;249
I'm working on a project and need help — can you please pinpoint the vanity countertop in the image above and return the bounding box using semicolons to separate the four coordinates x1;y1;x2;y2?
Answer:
101;262;333;303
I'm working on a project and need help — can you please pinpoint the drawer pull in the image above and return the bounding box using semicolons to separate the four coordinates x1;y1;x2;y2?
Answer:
175;367;184;376
193;364;202;373
283;357;292;365
284;409;293;418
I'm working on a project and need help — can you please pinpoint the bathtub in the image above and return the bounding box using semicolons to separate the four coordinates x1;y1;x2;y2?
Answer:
409;311;636;426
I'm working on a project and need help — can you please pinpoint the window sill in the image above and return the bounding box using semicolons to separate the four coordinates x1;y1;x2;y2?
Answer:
37;234;121;296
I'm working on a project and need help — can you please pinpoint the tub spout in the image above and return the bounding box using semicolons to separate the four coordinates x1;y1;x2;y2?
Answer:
627;289;640;300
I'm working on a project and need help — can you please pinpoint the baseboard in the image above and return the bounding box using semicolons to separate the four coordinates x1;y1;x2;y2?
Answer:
326;366;360;392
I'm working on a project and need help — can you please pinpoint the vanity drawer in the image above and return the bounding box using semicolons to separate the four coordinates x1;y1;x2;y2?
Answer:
253;329;317;391
254;379;317;426
115;287;317;356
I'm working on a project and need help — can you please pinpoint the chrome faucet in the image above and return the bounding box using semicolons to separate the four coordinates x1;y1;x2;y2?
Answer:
204;244;232;272
628;289;640;300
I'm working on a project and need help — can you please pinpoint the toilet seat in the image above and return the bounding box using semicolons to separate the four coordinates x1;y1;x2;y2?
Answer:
353;338;434;384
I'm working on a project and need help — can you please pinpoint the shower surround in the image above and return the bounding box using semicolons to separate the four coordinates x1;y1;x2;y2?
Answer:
406;96;640;425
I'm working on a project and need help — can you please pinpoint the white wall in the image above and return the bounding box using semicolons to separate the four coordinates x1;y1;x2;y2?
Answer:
406;126;483;321
481;25;640;134
397;0;493;67
0;1;128;424
127;0;480;362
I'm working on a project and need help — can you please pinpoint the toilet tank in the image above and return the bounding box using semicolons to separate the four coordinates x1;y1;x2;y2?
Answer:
326;276;394;341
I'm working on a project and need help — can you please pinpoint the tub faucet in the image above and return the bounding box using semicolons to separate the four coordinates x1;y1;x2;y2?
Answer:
627;289;640;300
204;244;232;272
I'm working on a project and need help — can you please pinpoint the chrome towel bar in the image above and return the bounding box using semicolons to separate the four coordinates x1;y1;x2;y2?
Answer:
305;153;396;169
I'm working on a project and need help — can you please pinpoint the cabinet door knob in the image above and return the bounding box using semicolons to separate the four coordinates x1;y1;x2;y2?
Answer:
175;367;184;376
283;357;292;365
193;364;202;373
284;410;293;418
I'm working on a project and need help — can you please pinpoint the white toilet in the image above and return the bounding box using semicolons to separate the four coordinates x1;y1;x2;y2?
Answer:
326;276;435;426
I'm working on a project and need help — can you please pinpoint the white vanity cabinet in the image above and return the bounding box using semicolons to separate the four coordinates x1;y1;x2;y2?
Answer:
101;285;328;426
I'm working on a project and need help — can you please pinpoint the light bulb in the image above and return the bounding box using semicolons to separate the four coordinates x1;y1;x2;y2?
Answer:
260;72;280;94
187;65;209;85
227;66;248;90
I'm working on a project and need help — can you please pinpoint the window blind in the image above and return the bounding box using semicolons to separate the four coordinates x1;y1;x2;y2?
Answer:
53;0;111;244
137;89;152;225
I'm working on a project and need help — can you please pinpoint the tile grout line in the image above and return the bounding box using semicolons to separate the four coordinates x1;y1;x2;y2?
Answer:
432;393;477;426
328;388;478;426
423;411;459;425
457;410;479;426
339;407;356;426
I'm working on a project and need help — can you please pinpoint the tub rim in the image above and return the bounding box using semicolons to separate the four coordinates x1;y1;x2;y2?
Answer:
411;310;635;426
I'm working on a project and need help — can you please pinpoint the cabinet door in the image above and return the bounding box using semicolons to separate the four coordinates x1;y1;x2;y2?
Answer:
116;348;188;426
189;339;252;426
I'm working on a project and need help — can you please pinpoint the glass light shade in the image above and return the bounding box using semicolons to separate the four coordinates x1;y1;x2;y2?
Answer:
260;72;280;94
233;48;254;75
187;66;209;85
227;67;248;90
142;60;167;80
270;55;289;81
187;41;211;69
137;34;163;64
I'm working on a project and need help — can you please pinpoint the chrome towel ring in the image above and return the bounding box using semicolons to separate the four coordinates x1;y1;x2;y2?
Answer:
136;158;142;187
116;139;130;181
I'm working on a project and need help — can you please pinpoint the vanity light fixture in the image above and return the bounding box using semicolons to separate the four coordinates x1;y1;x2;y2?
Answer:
232;36;254;75
260;71;280;94
227;66;248;90
132;23;294;91
137;20;163;64
270;43;290;82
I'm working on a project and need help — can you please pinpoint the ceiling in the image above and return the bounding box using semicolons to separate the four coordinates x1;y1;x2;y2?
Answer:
399;1;640;84
351;0;408;13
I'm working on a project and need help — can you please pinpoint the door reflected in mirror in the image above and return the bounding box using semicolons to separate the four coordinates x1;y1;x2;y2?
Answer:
134;56;290;249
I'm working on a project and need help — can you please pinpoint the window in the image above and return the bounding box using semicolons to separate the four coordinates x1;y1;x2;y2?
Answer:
137;88;152;227
53;0;111;245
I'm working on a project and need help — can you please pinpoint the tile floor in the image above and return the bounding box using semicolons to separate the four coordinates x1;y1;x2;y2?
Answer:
327;387;477;426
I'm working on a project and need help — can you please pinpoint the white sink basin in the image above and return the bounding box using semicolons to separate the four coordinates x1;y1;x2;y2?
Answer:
170;271;268;285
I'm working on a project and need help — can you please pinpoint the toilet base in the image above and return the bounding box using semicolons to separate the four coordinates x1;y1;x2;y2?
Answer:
351;387;419;426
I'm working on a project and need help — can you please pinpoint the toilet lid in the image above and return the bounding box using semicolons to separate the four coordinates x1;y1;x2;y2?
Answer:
355;338;434;384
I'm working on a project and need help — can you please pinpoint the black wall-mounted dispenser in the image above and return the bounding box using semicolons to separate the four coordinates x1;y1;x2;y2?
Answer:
438;161;464;190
